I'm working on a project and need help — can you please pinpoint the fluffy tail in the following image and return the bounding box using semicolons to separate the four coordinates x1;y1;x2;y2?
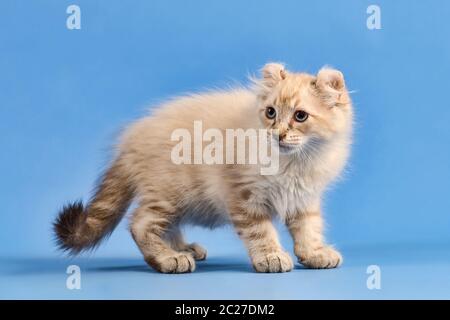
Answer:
53;159;134;255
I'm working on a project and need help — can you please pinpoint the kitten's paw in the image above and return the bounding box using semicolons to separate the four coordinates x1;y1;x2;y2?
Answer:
299;246;343;269
185;242;207;261
147;253;196;273
252;251;294;273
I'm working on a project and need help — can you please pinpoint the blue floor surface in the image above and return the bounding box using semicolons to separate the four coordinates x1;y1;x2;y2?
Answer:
1;244;449;299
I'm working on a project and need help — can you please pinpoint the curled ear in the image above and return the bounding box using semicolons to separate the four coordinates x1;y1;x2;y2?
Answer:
261;62;287;87
314;67;348;106
255;62;287;99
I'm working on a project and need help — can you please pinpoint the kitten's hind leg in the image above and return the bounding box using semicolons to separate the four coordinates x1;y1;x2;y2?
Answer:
130;201;195;273
166;228;207;261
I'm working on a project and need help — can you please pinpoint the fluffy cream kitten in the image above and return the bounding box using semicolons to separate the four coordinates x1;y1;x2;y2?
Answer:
54;63;352;273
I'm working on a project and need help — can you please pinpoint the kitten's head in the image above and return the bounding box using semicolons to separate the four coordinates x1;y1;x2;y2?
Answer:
254;62;352;154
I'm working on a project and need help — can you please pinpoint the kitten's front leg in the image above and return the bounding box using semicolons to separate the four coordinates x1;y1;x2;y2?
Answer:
286;211;342;269
230;204;293;273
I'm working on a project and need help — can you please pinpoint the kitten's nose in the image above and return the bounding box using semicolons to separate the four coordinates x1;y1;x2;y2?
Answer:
278;131;287;141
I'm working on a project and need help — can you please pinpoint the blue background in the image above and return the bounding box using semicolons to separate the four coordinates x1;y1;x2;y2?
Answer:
1;0;450;299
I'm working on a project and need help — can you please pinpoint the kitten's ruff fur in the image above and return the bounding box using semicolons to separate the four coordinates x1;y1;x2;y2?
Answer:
54;63;353;273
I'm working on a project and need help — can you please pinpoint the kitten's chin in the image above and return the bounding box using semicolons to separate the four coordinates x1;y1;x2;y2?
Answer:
278;142;302;155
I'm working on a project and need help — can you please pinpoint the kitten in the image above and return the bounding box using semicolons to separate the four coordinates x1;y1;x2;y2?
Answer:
54;63;353;273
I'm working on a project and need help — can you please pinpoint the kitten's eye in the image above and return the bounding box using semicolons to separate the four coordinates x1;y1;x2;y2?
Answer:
265;106;277;119
294;110;309;122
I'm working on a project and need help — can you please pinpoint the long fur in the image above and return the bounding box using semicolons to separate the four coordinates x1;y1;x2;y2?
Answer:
54;160;134;254
53;62;353;273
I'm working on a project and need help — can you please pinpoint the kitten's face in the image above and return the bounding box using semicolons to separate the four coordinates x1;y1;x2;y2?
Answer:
256;64;352;154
